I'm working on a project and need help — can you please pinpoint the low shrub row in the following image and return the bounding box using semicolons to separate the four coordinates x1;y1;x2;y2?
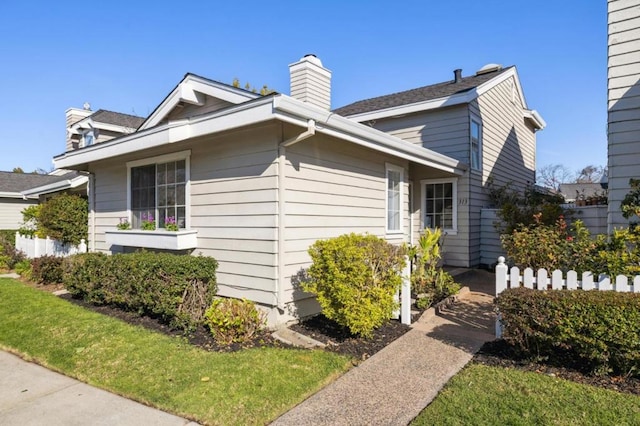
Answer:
497;287;640;377
64;251;218;330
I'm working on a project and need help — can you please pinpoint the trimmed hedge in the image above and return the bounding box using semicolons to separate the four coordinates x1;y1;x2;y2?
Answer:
497;287;640;376
63;251;218;330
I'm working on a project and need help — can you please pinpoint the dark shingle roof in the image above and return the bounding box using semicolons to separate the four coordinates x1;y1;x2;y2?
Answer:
0;171;74;193
333;67;512;117
88;110;145;129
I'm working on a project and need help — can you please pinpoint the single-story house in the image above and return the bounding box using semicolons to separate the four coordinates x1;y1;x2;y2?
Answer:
0;171;80;230
53;55;544;325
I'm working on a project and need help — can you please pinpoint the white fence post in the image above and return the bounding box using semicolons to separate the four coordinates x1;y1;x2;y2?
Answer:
401;255;411;325
495;256;508;339
495;256;508;297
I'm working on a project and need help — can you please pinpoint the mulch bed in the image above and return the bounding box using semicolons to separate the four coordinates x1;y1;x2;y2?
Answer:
473;339;640;396
58;293;287;352
290;314;411;360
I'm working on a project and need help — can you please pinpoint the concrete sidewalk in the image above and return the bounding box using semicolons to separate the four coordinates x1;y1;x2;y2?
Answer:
0;351;197;426
271;269;495;426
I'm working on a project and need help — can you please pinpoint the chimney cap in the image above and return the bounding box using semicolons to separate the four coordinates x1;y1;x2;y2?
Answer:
301;54;323;67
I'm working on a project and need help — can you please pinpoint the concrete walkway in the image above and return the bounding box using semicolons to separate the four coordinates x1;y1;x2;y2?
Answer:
0;351;197;426
272;269;495;426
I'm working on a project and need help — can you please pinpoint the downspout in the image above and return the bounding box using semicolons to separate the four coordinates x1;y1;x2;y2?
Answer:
276;119;316;310
88;172;96;252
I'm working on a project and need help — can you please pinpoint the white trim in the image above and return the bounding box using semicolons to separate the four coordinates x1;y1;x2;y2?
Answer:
126;150;191;168
273;96;466;175
342;67;546;130
126;150;191;230
470;115;482;172
420;178;458;235
523;109;546;130
105;229;198;251
55;95;466;177
70;119;137;135
138;74;260;131
54;97;276;169
345;90;477;122
20;174;88;197
0;191;36;200
385;163;404;234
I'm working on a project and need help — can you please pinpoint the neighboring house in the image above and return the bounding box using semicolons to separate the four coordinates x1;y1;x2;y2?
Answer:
0;172;75;230
22;106;146;201
65;105;145;152
558;182;607;204
53;55;544;325
608;0;640;230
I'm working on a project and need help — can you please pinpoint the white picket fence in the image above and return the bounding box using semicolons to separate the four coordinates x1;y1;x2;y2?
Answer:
495;256;640;337
15;232;87;259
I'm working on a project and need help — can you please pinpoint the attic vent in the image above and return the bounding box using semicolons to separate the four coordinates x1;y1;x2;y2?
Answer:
476;63;502;75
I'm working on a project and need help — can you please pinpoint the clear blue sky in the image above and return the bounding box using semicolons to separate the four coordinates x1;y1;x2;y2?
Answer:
0;1;605;179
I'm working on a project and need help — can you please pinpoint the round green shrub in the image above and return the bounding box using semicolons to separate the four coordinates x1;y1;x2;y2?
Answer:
204;298;265;345
303;233;406;338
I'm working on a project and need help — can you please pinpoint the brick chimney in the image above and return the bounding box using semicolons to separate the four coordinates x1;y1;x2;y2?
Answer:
289;54;331;110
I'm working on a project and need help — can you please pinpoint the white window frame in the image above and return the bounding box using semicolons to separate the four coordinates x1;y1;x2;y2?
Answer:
126;150;191;230
421;178;457;235
470;117;482;171
81;130;95;148
385;163;404;234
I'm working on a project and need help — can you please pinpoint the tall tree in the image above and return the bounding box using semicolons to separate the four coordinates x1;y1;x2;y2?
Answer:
537;164;573;191
575;165;605;183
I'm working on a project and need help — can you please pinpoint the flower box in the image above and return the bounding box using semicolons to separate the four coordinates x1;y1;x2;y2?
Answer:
105;229;198;251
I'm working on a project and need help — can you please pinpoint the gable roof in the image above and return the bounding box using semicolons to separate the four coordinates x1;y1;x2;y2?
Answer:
333;66;545;129
334;67;513;117
137;73;262;131
0;171;72;199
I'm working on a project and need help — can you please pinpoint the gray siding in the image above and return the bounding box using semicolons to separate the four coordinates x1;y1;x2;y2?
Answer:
282;134;410;308
89;123;280;306
374;106;470;163
165;96;234;122
469;76;537;266
0;198;36;230
608;0;640;230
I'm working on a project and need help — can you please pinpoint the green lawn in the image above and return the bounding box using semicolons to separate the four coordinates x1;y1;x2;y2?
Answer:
412;364;640;426
0;278;351;425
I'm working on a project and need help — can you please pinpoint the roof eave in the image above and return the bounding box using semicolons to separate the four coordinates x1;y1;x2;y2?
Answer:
342;90;477;122
20;175;89;197
523;109;546;130
274;97;466;175
55;94;466;176
0;191;37;200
